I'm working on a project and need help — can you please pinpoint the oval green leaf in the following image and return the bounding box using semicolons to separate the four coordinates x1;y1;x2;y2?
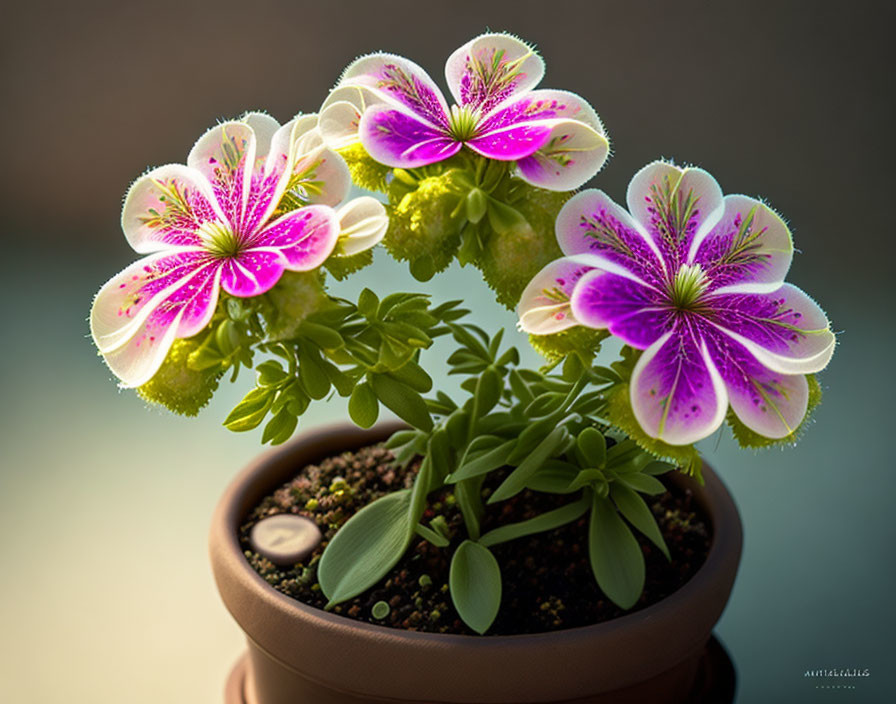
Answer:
449;540;502;634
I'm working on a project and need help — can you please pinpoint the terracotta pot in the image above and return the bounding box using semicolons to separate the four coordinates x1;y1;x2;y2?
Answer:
210;422;742;704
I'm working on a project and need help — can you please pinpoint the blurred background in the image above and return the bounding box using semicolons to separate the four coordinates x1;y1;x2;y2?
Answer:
1;1;894;702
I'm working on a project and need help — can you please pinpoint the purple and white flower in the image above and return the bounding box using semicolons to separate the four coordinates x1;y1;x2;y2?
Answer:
319;33;609;191
91;112;387;388
518;161;836;444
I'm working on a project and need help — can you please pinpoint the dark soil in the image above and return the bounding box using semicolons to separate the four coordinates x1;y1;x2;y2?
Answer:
239;442;711;636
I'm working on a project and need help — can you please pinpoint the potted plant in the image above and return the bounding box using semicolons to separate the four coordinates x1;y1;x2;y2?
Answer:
89;33;836;704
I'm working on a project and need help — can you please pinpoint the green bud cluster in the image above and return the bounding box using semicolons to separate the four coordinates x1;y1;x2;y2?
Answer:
137;337;222;416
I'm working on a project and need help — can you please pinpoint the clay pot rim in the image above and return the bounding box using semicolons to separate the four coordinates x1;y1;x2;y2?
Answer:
212;422;743;647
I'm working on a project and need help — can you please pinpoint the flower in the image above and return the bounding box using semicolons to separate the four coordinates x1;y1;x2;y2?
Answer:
91;112;387;388
319;33;609;191
518;161;836;444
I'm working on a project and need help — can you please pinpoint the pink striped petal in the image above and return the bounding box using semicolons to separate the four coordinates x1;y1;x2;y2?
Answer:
630;326;729;445
445;33;544;113
517;120;609;190
703;329;810;438
220;250;286;297
691;195;794;294
122;165;224;254
626;162;725;270
555;190;667;287
91;252;221;387
333;53;450;130
517;256;596;334
570;269;670;349
709;284;836;375
256;204;340;271
359;107;461;168
188;121;257;228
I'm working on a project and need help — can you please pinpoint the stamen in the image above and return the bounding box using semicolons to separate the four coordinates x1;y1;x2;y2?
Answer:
448;105;480;141
670;263;709;310
198;220;241;258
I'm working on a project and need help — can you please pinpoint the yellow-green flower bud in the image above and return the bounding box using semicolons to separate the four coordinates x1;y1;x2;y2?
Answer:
264;271;329;341
137;337;222;416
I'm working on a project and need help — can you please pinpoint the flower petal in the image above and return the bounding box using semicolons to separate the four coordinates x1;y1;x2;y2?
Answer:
319;90;380;149
703;329;810;438
121;164;224;254
555;189;667;287
330;53;449;129
287;145;351;208
690;195;794;294
241;111;281;162
359;106;461;168
465;122;553;161
91;252;221;387
516;120;608;190
445;33;544;113
709;283;836;375
517;256;596;334
255;204;340;271
570;269;670;349
188;121;257;228
630;326;729;445
334;197;388;256
626;161;725;269
220;251;286;297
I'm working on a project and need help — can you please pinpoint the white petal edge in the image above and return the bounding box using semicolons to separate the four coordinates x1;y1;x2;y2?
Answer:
334;197;388;255
516;256;595;334
516;119;609;191
241;112;281;162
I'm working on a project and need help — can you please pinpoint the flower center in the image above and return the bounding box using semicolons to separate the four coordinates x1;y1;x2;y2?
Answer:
448;105;479;141
669;263;709;311
198;220;241;258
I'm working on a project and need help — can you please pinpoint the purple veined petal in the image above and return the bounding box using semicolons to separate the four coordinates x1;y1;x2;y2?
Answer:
334;53;450;130
555;189;667;287
359;106;461;168
630;325;729;445
122;164;225;254
691;195;794;294
570;269;671;349
445;33;544;113
626;161;725;270
516;256;596;334
516;119;609;191
709;283;836;375
91;249;210;353
478;89;602;134
188;121;257;228
241;112;281;163
465;121;553;161
334;197;388;256
255;204;340;271
220;250;287;297
702;328;809;438
91;253;221;387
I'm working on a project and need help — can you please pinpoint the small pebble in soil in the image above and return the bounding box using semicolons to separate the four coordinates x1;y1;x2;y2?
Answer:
239;442;711;636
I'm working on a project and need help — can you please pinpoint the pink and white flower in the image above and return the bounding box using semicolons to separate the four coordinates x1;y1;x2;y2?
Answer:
91;112;387;388
518;161;836;444
320;33;609;191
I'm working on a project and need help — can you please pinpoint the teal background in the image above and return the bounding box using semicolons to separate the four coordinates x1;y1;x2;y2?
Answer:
2;1;894;702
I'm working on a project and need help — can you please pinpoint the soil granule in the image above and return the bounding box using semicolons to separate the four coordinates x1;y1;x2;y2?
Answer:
239;442;710;636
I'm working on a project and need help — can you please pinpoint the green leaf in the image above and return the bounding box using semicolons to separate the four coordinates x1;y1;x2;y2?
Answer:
358;288;379;318
642;461;676;476
525;392;566;418
348;382;379;429
448;438;515;483
256;360;288;387
408;456;434;526
319;490;413;606
616;473;667;495
507;417;555;464
610;484;670;560
428;429;452;484
369;373;433;431
474;366;503;418
298;347;330;400
261;408;298;445
223;387;274;432
465;187;488;224
489;427;566;503
388;360;433;393
480;495;590;547
455;477;484;540
415;523;450;547
576;427;607;468
299;321;344;350
588;495;645;609
525;460;580;494
449;541;502;634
